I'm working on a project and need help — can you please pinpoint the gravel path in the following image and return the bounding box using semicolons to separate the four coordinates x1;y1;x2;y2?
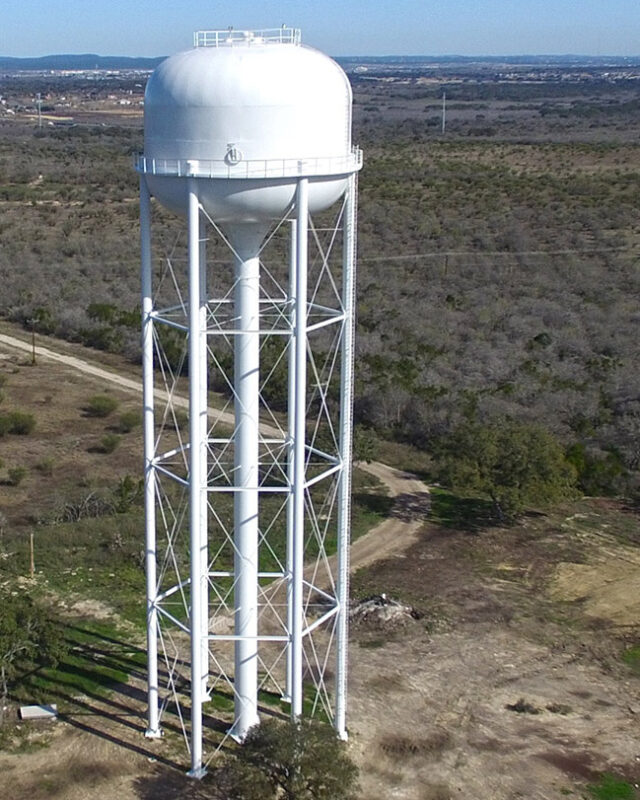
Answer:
0;330;430;573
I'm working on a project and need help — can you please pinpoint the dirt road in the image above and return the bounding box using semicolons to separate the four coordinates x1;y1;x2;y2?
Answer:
349;461;429;571
0;330;429;573
0;330;280;437
0;332;147;397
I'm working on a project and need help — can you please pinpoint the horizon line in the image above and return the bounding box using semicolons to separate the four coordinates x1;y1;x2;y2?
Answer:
2;51;640;61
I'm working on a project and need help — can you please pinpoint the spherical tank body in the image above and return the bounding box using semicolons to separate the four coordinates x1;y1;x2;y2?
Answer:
141;34;356;225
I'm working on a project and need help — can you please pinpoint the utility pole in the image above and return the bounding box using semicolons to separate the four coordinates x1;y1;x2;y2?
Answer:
29;319;36;365
36;93;42;129
441;90;446;135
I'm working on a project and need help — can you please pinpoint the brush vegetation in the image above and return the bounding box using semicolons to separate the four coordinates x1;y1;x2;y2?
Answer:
1;76;640;509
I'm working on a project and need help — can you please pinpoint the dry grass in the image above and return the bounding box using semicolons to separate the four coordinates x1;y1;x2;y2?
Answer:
0;346;142;529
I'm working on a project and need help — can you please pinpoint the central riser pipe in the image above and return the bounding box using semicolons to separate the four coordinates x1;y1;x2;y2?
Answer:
188;180;205;777
231;249;261;740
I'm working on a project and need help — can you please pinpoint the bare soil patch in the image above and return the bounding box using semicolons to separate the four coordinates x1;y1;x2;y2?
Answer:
549;542;640;627
349;502;640;799
3;488;638;800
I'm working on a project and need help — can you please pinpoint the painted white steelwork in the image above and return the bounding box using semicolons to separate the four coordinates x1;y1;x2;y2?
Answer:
138;29;361;776
194;28;301;48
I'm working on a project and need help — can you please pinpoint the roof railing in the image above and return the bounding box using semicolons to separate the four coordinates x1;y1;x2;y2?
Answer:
194;28;301;48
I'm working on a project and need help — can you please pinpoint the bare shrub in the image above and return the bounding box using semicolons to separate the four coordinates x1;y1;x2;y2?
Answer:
7;466;27;486
85;394;119;418
98;432;120;453
116;410;140;433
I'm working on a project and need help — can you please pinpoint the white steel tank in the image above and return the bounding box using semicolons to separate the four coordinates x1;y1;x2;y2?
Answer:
140;28;360;223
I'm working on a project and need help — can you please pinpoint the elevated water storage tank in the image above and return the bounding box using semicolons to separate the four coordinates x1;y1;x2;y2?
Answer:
137;28;362;774
139;28;361;223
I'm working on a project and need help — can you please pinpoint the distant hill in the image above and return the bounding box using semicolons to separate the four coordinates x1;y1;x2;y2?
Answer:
2;52;639;73
0;54;165;71
336;54;640;66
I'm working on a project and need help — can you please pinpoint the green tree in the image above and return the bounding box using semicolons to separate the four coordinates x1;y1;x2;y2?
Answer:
98;432;120;453
587;773;636;800
353;424;379;463
112;474;143;513
565;443;626;496
439;419;577;520
215;718;359;800
0;593;66;724
0;411;36;435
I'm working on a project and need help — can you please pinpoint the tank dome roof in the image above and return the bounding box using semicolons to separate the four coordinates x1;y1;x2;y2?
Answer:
139;30;361;222
144;32;352;164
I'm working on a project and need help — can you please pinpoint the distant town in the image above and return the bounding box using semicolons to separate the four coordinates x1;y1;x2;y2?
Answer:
1;53;640;128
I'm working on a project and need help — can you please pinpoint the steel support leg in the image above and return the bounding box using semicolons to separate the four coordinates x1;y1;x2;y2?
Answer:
284;218;298;704
291;178;309;720
199;233;210;701
335;174;357;739
141;177;161;740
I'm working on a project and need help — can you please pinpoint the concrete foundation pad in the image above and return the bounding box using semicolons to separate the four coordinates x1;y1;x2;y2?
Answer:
19;704;58;721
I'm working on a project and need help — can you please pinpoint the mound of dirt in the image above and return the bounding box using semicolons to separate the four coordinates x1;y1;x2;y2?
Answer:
548;544;640;626
350;594;420;629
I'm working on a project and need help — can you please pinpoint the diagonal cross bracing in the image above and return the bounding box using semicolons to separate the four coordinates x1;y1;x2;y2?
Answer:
143;178;356;768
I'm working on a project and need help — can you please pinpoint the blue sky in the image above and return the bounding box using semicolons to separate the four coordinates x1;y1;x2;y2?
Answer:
2;0;639;58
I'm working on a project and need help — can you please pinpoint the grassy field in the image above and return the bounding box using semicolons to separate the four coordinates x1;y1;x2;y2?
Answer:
0;333;389;619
